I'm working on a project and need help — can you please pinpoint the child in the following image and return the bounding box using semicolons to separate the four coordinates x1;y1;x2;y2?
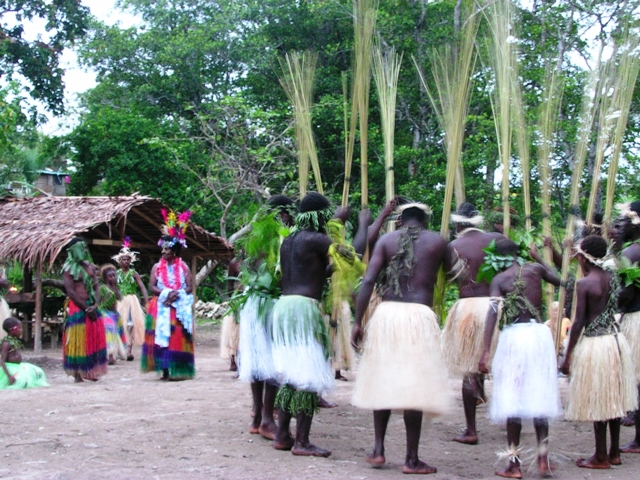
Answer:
1;317;48;389
100;265;127;365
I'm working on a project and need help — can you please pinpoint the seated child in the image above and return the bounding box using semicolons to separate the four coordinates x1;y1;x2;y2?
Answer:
0;317;48;389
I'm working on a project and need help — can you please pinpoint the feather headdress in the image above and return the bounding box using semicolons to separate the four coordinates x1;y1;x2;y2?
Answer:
615;202;640;225
158;209;192;248
112;236;140;264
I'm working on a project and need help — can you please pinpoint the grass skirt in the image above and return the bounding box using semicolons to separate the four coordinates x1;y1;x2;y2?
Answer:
238;295;276;383
141;296;195;380
620;310;640;383
0;362;48;389
489;322;561;422
116;295;146;346
219;312;239;359
442;297;499;375
329;300;355;371
101;309;127;360
63;300;107;380
565;332;637;421
270;295;333;394
352;302;451;414
0;296;10;341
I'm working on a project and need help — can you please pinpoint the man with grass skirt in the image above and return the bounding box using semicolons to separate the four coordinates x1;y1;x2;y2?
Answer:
236;194;295;440
561;235;637;469
442;203;504;445
351;202;451;474
479;238;562;478
610;201;640;453
271;192;347;457
62;237;107;383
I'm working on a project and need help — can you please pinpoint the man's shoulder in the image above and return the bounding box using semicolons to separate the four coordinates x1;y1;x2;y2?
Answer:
622;242;640;262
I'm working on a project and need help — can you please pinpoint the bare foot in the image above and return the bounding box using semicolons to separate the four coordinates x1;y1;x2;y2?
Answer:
229;356;238;372
273;434;294;451
575;455;611;469
74;374;84;383
127;355;134;361
495;463;522;479
365;452;386;468
452;430;478;445
621;411;635;427
318;397;337;408
291;443;331;457
335;371;348;381
538;455;556;477
249;425;260;434
608;455;621;466
258;422;278;440
108;354;116;365
231;372;239;380
621;440;640;453
402;460;437;474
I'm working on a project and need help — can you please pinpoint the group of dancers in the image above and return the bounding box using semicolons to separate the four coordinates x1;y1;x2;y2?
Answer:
231;192;640;477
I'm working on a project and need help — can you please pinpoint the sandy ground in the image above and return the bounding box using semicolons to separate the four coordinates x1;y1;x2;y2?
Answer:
2;323;640;480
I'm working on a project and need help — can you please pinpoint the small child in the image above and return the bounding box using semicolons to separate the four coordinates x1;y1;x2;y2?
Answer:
1;317;48;389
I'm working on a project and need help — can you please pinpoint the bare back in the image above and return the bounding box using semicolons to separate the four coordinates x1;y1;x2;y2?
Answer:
445;230;504;298
280;230;331;301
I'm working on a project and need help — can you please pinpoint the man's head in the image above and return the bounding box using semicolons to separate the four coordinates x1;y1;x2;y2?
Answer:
296;192;332;232
495;238;519;258
2;316;21;336
451;202;483;232
611;201;640;247
159;234;182;259
267;194;296;227
578;234;608;259
100;264;117;283
399;203;431;226
65;237;91;264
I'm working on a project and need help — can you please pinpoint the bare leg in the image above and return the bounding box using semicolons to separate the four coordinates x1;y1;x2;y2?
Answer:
249;381;264;434
127;325;134;360
534;417;553;477
366;410;391;467
496;418;522;479
335;369;348;381
621;386;640;453
258;382;278;440
453;375;479;445
608;419;621;465
229;354;237;371
273;408;294;451
576;421;611;469
291;410;331;457
402;410;436;474
74;373;84;383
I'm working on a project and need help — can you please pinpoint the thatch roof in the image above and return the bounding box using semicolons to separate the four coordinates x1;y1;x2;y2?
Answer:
0;195;233;269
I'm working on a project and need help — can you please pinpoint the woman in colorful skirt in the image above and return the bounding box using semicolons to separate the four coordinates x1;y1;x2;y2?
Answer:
141;210;195;381
62;237;108;382
1;317;48;389
99;264;127;365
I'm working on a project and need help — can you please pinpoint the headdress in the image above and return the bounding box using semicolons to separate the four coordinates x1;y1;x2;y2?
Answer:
111;237;139;264
451;203;484;226
61;238;96;304
615;202;640;225
158;209;192;248
574;241;617;271
396;202;433;216
292;192;332;234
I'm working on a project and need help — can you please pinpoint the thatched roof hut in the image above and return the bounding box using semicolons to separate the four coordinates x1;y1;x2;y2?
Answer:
0;195;233;352
0;195;233;268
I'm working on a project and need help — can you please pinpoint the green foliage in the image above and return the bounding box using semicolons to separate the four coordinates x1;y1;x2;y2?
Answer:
618;256;640;288
476;239;526;284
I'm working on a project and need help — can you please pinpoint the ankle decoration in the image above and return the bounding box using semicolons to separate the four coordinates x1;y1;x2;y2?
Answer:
496;443;523;466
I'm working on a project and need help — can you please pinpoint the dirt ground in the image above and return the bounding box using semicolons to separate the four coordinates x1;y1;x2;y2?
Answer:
2;323;640;480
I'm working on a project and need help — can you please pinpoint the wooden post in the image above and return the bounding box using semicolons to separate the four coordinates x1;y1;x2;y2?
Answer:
22;266;33;343
191;257;198;338
34;262;43;353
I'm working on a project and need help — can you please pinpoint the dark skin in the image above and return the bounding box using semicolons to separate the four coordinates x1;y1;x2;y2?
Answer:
273;207;348;458
560;255;623;468
479;261;561;479
443;226;503;445
353;200;398;256
62;254;101;383
149;247;194;301
1;323;23;385
118;256;149;307
609;218;640;453
351;216;447;474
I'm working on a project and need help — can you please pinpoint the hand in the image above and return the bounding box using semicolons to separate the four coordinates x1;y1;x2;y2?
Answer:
560;358;570;376
165;290;179;306
8;374;16;385
351;324;363;351
562;237;574;249
543;236;553;248
478;352;490;374
335;206;350;223
383;198;398;216
85;305;97;320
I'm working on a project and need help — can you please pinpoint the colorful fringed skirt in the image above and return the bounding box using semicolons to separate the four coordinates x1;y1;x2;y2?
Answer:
0;362;49;389
63;300;108;380
101;309;127;360
141;296;195;380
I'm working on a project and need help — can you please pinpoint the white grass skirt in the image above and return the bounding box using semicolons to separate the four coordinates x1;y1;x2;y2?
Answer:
620;310;640;383
219;313;239;359
329;300;355;371
565;332;638;421
442;297;499;375
270;295;334;394
238;295;276;383
352;301;451;414
489;321;561;422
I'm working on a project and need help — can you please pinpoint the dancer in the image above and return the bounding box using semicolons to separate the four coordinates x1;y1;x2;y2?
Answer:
1;317;48;389
141;210;195;381
271;192;345;457
237;195;294;439
479;238;562;478
442;202;503;445
351;202;451;474
61;237;107;383
561;234;637;468
113;238;148;361
99;264;127;365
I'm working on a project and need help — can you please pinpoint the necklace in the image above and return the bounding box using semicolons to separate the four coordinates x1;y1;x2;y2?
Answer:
158;258;186;290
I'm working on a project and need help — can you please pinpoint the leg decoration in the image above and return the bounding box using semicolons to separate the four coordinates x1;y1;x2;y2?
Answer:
275;385;319;417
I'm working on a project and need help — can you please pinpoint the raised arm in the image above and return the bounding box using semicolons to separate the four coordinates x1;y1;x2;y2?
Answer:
353;208;372;256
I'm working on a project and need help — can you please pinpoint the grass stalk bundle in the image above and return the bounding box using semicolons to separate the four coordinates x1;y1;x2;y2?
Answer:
278;51;322;196
341;72;357;207
414;6;478;238
373;47;403;204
